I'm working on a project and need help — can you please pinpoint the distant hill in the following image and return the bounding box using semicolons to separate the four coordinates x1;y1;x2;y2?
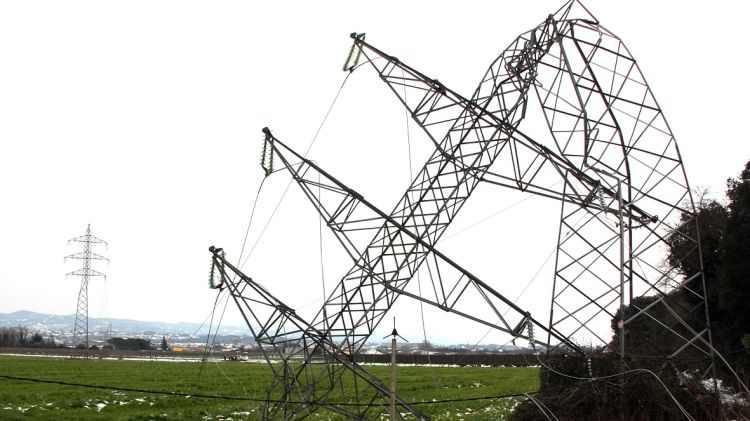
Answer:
0;311;535;350
0;310;248;336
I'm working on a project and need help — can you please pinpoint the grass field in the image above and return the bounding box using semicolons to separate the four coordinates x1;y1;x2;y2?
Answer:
0;355;538;420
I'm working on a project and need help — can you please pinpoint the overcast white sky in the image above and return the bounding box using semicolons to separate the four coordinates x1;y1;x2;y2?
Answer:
1;1;748;344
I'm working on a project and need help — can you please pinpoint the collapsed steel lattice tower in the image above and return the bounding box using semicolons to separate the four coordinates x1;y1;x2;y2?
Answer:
210;1;720;418
65;224;108;348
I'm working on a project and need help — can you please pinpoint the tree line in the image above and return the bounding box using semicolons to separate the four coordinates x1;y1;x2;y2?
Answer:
0;327;57;348
0;327;166;351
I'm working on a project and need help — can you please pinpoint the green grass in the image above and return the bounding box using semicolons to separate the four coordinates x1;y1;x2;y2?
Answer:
0;355;538;420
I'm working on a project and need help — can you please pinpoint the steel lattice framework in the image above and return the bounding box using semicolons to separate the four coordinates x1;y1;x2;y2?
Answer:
65;224;108;348
209;1;716;419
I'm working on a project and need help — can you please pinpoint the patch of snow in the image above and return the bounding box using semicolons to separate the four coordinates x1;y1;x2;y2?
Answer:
700;378;748;405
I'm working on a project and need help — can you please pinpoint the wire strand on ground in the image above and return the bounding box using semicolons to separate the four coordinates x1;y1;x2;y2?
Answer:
0;373;535;407
531;353;695;421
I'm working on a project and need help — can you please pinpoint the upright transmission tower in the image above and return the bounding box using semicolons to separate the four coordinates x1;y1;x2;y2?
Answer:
65;224;108;348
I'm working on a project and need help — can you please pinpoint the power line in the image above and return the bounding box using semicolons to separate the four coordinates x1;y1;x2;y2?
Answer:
0;373;536;407
195;289;228;383
236;177;268;267
0;373;280;404
6;365;677;420
239;72;352;271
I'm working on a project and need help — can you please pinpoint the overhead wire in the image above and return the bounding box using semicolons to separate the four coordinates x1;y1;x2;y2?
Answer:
239;180;293;271
193;70;355;401
188;297;226;340
193;291;256;398
235;177;268;268
304;71;352;158
199;258;253;394
221;74;355;401
239;71;352;271
204;70;354;388
195;289;228;383
196;144;269;389
469;393;516;415
180;290;231;392
203;293;234;374
0;373;539;407
4;368;636;420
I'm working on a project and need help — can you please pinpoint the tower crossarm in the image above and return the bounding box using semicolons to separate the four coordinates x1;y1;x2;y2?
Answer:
66;268;107;278
65;251;109;261
68;234;107;245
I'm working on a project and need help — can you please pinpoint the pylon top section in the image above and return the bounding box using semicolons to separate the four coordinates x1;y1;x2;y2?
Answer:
68;224;107;246
65;224;108;278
